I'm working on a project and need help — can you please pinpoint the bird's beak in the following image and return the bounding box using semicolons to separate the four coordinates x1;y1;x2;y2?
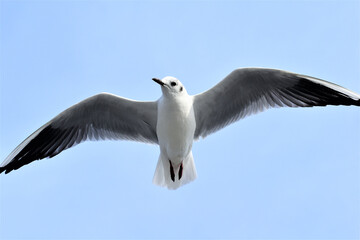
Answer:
152;78;165;86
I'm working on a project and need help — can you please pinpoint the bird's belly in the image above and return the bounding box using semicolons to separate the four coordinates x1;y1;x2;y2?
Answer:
157;109;195;164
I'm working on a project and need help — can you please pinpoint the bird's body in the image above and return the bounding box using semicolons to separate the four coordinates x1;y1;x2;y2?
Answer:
153;77;197;188
156;87;195;165
1;68;359;189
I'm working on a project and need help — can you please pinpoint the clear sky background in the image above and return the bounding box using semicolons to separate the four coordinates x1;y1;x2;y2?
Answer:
0;1;359;239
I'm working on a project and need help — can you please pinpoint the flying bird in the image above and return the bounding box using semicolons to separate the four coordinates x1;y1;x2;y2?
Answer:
1;68;359;189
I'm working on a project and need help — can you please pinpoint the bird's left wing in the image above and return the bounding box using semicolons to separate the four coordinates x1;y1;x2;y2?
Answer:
1;93;158;174
193;68;360;139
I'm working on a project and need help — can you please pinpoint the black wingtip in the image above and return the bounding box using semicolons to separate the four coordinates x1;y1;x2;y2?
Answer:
0;164;17;174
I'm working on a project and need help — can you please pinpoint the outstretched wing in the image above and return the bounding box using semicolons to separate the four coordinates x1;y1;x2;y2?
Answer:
1;93;158;174
193;68;360;139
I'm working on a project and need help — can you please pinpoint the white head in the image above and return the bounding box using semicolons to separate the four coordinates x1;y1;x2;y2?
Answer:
152;76;187;98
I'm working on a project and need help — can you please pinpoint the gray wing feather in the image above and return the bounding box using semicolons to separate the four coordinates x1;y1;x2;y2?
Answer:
193;68;360;139
1;92;158;173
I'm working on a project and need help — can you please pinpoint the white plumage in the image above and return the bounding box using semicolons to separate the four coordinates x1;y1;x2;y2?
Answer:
1;68;359;189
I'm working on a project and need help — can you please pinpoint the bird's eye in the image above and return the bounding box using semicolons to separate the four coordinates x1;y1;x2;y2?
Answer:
170;82;177;87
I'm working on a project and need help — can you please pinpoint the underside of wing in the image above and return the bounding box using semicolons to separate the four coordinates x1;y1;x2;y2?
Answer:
193;68;360;139
0;93;158;174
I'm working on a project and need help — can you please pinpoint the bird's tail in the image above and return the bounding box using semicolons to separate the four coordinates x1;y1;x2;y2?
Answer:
152;152;197;190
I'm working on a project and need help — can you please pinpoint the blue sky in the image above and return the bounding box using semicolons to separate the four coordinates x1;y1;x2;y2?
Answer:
0;1;359;239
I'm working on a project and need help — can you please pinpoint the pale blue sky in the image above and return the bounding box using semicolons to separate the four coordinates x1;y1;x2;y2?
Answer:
0;1;359;239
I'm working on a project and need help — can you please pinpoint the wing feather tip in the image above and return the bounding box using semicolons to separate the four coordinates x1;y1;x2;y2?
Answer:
0;166;12;174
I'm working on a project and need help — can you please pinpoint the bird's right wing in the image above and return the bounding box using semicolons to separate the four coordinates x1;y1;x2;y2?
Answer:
1;93;158;174
193;68;360;139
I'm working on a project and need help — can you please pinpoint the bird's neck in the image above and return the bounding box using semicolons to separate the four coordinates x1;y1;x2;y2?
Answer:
159;94;193;115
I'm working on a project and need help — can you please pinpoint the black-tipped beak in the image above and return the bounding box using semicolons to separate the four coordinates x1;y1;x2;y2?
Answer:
152;78;164;86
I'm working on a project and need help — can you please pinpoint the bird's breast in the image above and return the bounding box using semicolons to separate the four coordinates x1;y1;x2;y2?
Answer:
156;97;195;164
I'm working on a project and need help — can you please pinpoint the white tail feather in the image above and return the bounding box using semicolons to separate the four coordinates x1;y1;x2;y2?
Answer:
152;152;197;190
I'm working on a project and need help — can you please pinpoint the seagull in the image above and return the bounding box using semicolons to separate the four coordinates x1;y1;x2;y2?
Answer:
1;68;359;189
